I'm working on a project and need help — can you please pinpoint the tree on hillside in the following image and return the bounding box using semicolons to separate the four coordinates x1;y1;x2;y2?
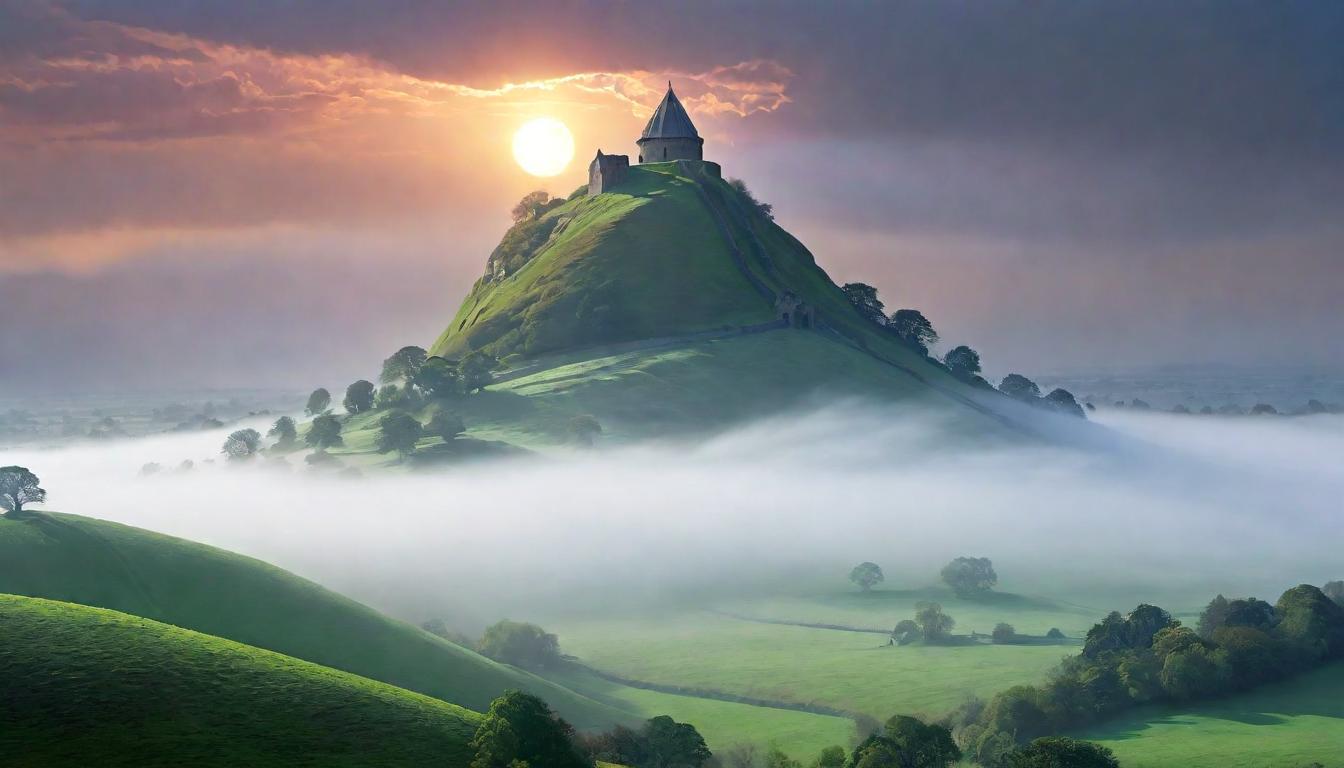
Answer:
267;416;297;448
511;190;552;223
914;602;956;643
845;715;959;768
477;620;562;671
1006;737;1119;768
849;561;885;592
304;388;331;416
427;411;466;442
942;346;982;380
642;715;713;768
1043;388;1087;419
998;374;1042;403
813;745;846;768
0;466;46;517
221;429;262;461
414;356;461;399
991;623;1018;644
941;557;997;598
727;178;775;220
343;380;375;414
841;283;886;325
375;412;423;460
887;308;939;353
567;414;602;447
460;351;495;394
469;690;588;768
305;413;344;452
380;345;428;384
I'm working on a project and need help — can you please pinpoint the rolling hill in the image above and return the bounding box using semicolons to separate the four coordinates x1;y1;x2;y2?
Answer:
0;594;480;767
0;511;625;729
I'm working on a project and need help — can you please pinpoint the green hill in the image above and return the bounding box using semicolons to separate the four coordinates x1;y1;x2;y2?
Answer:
0;594;480;767
0;511;624;728
423;161;1032;443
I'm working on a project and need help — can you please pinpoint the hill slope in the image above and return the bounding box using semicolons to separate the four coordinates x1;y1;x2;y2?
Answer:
0;511;624;728
0;594;480;767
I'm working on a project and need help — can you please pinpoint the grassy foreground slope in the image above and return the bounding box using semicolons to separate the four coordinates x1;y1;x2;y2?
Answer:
0;512;623;728
0;594;480;767
1082;661;1344;767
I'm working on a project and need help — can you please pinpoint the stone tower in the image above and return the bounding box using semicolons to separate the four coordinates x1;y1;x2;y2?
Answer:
588;150;629;195
637;83;703;164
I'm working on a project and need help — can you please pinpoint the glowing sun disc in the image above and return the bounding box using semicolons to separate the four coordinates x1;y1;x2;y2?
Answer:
512;117;575;177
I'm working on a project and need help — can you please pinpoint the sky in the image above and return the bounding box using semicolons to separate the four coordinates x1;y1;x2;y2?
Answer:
2;0;1342;393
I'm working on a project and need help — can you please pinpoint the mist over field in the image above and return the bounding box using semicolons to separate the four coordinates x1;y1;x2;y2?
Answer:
3;406;1340;629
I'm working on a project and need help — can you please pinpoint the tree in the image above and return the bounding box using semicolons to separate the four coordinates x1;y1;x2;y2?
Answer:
813;745;846;768
428;411;466;442
642;715;712;768
1197;594;1232;639
305;413;344;451
375;383;410;410
1043;388;1086;419
998;374;1041;402
478;620;562;671
344;379;375;413
461;351;496;394
1274;584;1344;660
1045;628;1066;640
304;388;331;416
942;346;981;380
375;412;423;460
884;714;961;767
1006;737;1119;768
728;178;774;221
469;690;588;768
992;623;1018;644
568;415;602;447
221;428;262;460
892;620;920;645
849;562;885;592
841;283;886;325
415;356;461;399
267;416;297;447
764;747;801;768
940;557;997;598
887;309;938;353
381;345;428;384
0;466;46;517
914;602;955;643
511;190;552;223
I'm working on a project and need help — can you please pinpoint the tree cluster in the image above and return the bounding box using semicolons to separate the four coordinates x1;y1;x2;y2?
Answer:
940;557;997;598
950;584;1344;766
477;620;563;671
579;714;713;768
996;374;1086;419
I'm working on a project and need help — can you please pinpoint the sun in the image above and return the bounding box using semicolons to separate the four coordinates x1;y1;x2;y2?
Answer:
512;117;575;177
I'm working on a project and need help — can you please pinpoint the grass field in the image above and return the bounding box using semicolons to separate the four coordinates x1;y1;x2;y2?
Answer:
0;594;481;767
1082;662;1344;767
0;511;623;728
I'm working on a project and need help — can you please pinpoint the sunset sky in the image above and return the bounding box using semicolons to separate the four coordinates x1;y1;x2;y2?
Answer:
2;1;1341;393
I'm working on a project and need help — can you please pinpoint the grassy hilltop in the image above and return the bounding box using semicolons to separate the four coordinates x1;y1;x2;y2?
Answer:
0;594;480;767
0;511;622;728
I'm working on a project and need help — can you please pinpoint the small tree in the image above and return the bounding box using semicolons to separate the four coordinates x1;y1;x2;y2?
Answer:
764;747;801;768
511;190;552;223
643;715;712;768
1006;737;1119;768
1043;388;1087;418
221;429;262;461
478;620;562;671
460;351;495;394
1045;627;1066;640
841;282;886;325
428;411;466;442
941;556;997;598
943;346;982;380
0;466;46;517
380;345;428;385
267;416;297;447
304;388;331;416
568;414;602;447
305;413;344;451
991;623;1018;644
727;178;775;220
914;602;955;643
414;356;461;399
887;309;939;353
998;374;1041;402
344;379;375;414
469;690;588;768
375;412;423;460
813;745;846;768
849;561;885;592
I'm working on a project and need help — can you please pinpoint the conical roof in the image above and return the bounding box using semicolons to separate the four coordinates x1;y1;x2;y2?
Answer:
640;83;700;141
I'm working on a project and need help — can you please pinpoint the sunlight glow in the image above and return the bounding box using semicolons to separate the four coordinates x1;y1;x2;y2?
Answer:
512;117;575;177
